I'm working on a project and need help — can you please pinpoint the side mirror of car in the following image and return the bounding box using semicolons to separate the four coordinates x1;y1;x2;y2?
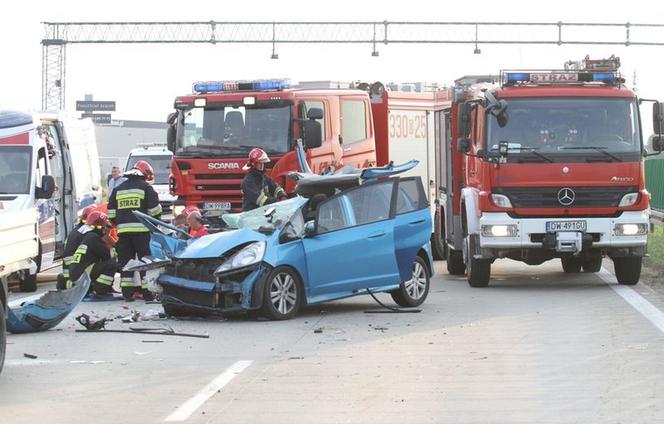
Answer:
35;175;55;199
304;220;316;237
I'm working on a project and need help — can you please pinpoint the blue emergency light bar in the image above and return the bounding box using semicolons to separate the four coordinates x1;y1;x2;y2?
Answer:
504;71;618;86
193;79;290;94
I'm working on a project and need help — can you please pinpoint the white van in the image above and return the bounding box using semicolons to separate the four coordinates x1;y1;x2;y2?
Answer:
124;144;176;219
0;111;78;291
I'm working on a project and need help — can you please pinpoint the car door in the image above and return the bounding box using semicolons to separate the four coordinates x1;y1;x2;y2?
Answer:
392;177;432;281
302;179;400;299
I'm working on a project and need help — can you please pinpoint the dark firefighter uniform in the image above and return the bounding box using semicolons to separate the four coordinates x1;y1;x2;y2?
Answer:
69;231;116;295
108;175;162;297
241;168;286;211
59;224;89;289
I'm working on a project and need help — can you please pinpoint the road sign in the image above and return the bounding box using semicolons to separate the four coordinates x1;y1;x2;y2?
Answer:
81;113;111;124
76;101;116;112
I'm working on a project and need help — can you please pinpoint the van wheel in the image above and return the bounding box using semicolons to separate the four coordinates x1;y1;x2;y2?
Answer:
614;257;642;285
446;245;466;275
561;257;582;273
260;267;302;320
582;255;602;273
431;211;446;260
390;256;430;307
0;300;6;373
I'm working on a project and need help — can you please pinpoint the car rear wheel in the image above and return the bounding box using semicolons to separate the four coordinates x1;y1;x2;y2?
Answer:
614;257;642;285
390;256;430;307
260;267;302;320
561;257;582;273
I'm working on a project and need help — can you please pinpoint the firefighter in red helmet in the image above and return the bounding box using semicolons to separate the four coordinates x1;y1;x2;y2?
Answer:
108;160;162;301
57;204;99;290
68;211;118;296
241;148;287;211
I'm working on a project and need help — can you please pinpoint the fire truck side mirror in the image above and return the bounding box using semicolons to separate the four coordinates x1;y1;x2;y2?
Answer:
652;135;664;152
653;101;664;135
166;112;178;153
306;108;324;120
457;103;472;137
457;138;471;153
303;120;323;149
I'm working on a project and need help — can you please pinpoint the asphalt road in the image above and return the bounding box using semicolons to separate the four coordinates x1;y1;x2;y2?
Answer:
2;259;664;424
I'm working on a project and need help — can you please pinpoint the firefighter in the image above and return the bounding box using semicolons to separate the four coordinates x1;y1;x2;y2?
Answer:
57;205;98;290
108;160;162;301
241;148;287;211
68;211;117;296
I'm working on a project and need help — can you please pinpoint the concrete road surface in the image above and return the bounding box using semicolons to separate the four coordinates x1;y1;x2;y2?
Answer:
2;259;664;424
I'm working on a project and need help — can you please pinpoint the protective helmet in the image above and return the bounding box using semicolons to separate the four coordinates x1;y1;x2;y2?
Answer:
78;205;98;223
242;148;270;171
131;160;155;182
86;210;110;229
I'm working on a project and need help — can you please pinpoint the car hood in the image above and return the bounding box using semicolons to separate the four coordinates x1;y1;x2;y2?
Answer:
175;228;269;259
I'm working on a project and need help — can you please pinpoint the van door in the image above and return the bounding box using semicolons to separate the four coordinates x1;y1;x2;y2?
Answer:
35;145;56;269
44;123;75;257
339;97;376;169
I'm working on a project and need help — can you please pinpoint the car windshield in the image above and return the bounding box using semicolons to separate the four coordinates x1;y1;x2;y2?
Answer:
126;154;171;185
222;197;307;231
179;102;292;157
0;146;32;194
487;98;641;162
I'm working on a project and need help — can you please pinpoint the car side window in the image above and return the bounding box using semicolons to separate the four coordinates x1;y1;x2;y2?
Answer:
395;178;428;214
317;196;347;233
344;181;393;225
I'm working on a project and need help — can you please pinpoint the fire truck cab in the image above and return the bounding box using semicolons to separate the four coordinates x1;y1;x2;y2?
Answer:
443;57;664;287
167;79;376;213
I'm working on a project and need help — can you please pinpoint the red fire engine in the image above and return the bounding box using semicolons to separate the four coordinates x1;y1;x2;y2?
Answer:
167;79;376;213
442;57;664;286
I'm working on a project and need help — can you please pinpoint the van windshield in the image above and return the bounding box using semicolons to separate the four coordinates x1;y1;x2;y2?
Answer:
0;146;32;194
126;154;172;185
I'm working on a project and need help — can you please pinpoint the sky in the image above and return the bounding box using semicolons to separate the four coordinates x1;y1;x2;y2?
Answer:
1;0;664;124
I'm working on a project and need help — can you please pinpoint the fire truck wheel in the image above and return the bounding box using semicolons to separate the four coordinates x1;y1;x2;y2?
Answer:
582;255;602;273
390;256;430;307
614;257;642;285
0;300;6;373
561;257;582;273
431;211;446;260
464;236;490;287
446;246;466;275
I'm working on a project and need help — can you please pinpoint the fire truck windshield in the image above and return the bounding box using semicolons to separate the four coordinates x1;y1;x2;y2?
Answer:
178;103;292;157
487;98;641;163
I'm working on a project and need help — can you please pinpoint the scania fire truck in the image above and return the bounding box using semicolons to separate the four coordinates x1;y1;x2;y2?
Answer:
441;57;664;286
167;79;376;213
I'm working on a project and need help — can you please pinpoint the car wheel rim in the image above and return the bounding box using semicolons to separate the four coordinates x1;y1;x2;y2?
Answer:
405;262;427;300
270;273;297;315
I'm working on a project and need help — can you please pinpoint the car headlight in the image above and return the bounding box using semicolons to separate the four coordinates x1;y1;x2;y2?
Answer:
481;224;518;237
214;241;266;275
614;223;648;236
618;192;639;207
491;193;513;208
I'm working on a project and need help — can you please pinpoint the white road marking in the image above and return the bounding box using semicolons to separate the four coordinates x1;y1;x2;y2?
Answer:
599;268;664;334
164;360;252;422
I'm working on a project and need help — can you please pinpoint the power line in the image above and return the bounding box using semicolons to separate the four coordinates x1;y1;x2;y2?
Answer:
41;20;664;110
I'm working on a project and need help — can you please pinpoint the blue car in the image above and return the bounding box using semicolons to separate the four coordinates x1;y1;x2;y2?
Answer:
136;160;434;320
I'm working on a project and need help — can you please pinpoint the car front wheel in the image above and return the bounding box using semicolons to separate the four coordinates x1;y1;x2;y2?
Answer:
260;267;302;320
390;256;430;307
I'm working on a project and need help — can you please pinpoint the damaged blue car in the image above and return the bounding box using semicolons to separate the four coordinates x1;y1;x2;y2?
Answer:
135;160;434;320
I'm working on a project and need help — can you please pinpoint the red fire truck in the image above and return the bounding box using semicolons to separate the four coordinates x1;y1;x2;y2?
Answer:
441;57;664;287
167;79;376;213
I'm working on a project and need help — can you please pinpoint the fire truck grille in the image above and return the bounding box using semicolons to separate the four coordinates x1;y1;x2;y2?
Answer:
493;186;638;208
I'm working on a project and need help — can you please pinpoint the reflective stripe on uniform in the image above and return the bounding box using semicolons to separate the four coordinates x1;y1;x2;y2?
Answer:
71;245;88;264
148;204;163;216
115;189;145;199
116;222;149;233
256;192;268;206
108;209;116;218
120;277;136;287
63;255;75;266
275;187;286;198
96;274;115;286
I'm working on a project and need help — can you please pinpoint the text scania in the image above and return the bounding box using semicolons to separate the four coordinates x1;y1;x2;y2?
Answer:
208;162;240;170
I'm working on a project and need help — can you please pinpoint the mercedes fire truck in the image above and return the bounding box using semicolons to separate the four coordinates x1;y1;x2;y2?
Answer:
441;57;664;286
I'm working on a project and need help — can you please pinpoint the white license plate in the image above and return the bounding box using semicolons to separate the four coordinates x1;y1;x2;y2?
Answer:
204;201;231;211
546;220;587;232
